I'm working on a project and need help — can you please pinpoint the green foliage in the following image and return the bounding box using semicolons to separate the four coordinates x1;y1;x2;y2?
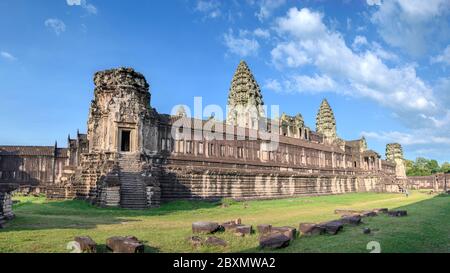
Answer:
441;162;450;173
406;157;448;176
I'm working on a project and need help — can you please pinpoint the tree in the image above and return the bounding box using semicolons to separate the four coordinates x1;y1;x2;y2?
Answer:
426;160;440;174
441;162;450;173
406;158;444;176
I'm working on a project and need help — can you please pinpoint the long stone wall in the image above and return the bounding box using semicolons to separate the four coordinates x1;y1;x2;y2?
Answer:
407;173;449;191
157;157;392;202
0;146;69;194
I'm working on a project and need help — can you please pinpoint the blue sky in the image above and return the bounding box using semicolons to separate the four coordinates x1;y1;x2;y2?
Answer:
0;0;449;163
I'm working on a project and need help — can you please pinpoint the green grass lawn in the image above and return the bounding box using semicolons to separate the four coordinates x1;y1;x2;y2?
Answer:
0;191;448;253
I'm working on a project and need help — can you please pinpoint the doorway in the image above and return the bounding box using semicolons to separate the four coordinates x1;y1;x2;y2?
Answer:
120;130;131;152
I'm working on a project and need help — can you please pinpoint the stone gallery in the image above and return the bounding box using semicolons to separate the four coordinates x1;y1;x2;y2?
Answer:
0;61;445;210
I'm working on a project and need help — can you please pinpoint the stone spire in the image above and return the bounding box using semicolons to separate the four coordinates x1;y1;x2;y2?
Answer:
386;143;404;162
316;99;337;142
386;143;406;178
175;105;187;117
226;61;265;129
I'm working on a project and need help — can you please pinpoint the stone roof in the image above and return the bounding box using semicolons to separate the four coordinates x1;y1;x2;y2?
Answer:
362;149;381;158
346;140;361;146
77;133;87;140
0;146;68;157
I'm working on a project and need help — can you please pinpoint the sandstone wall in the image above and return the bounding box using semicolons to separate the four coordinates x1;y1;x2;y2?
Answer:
158;158;388;202
407;174;448;191
0;148;68;194
97;186;120;207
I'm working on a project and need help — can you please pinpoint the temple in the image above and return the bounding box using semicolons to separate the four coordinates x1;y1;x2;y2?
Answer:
1;62;446;210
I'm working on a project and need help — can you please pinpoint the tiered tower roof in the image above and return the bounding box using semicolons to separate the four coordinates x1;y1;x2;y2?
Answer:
226;61;265;128
386;143;404;162
316;99;337;141
227;61;264;107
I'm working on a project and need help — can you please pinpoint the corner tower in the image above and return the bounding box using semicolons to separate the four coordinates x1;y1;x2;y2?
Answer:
386;143;407;179
316;99;337;143
226;61;265;129
87;67;158;155
85;67;160;209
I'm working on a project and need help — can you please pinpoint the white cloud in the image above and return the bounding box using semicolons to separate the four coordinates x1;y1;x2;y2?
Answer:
45;18;66;35
265;74;338;94
66;0;81;5
287;74;337;93
352;37;398;61
362;131;450;146
66;0;97;15
195;0;221;19
352;35;368;50
264;79;282;92
431;45;450;65
275;7;325;39
370;0;450;57
271;7;436;115
366;0;381;6
370;42;399;61
254;0;286;21
223;29;260;57
271;42;310;68
253;28;270;39
0;51;17;61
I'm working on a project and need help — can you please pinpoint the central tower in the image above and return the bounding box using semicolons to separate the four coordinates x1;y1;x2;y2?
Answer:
226;61;265;129
316;99;338;143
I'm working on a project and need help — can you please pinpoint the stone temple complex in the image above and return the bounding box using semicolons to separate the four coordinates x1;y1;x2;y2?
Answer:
0;61;447;210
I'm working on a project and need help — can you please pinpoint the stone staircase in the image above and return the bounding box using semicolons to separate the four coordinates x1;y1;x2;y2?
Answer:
118;153;148;209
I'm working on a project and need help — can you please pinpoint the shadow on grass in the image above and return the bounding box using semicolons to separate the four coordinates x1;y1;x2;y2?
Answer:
2;198;219;232
95;243;161;253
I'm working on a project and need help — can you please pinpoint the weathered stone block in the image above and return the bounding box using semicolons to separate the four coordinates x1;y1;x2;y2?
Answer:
205;236;227;247
334;209;362;215
259;233;290;249
187;236;203;248
271;226;297;241
387;210;407;217
373;208;388;214
235;225;252;236
106;236;144;253
222;222;238;231
221;219;242;232
361;211;378;217
192;222;221;234
299;223;325;236
257;224;272;234
74;236;97;253
319;220;344;235
340;215;362;226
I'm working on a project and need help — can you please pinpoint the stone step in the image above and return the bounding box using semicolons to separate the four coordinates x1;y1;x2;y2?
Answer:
118;159;148;209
